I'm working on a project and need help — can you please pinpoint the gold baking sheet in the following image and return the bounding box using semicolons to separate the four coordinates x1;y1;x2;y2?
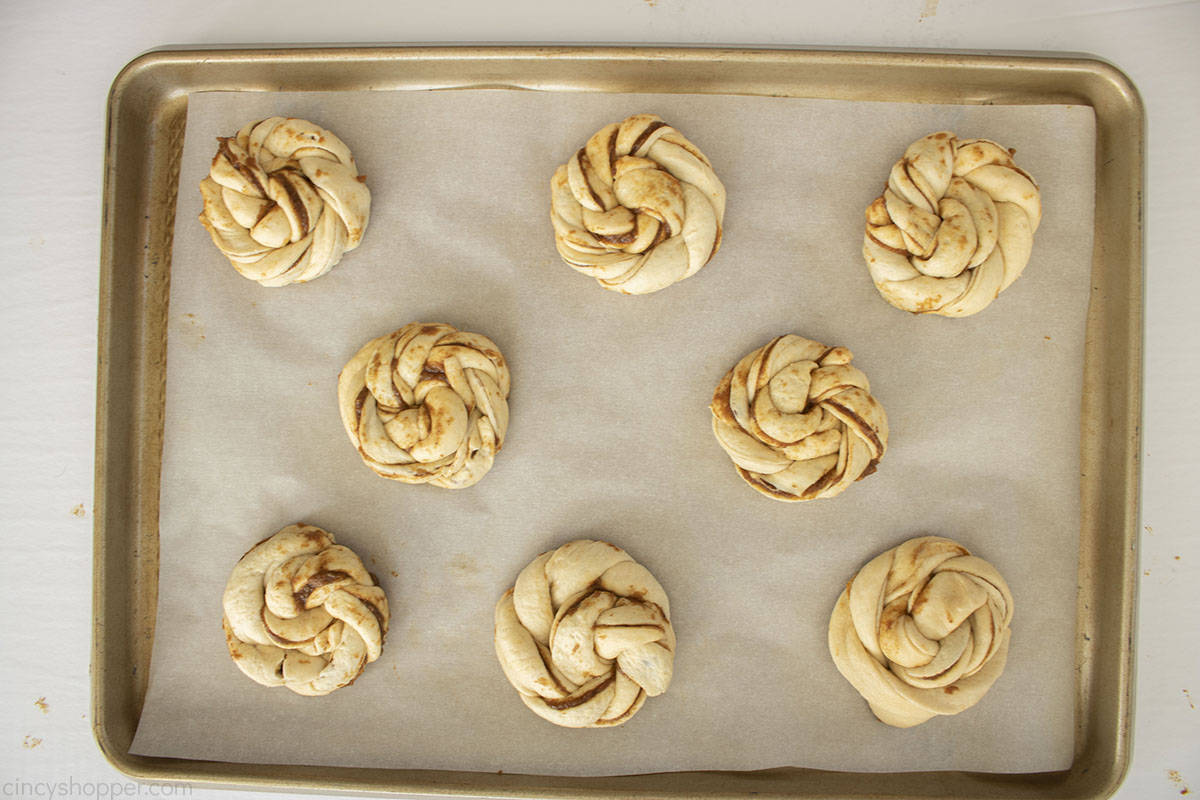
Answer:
96;45;1142;800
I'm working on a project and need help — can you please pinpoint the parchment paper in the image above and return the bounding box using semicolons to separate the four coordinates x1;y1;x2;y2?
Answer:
130;88;1095;776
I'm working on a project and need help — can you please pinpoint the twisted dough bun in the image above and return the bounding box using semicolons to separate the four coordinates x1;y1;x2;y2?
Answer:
199;117;371;287
551;113;726;295
710;334;888;501
862;131;1041;316
494;539;675;728
338;323;510;489
828;536;1014;727
222;523;389;696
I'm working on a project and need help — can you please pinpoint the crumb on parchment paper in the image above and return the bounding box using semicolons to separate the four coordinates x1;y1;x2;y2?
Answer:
1168;769;1191;795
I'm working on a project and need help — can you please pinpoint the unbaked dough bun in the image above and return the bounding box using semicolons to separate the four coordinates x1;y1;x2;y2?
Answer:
862;131;1041;316
550;113;726;294
710;334;888;501
222;523;388;696
338;322;510;489
828;535;1015;727
494;539;675;728
199;117;371;286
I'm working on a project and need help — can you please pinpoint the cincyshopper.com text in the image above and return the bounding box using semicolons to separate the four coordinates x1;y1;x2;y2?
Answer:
4;780;192;799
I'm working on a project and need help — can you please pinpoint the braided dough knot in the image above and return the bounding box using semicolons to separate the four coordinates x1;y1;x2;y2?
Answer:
828;536;1015;727
862;131;1041;316
551;113;726;294
494;540;675;728
222;524;389;696
338;323;511;489
199;117;371;286
711;334;888;501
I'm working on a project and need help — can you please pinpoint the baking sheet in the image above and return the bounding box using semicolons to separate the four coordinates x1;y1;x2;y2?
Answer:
129;88;1094;776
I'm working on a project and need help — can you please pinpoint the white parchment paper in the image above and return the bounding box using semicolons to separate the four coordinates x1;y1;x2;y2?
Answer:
129;88;1095;776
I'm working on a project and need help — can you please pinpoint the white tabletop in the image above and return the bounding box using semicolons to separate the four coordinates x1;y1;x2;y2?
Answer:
2;1;1196;798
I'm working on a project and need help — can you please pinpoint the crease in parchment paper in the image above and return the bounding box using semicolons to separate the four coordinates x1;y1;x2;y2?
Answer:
129;89;1094;776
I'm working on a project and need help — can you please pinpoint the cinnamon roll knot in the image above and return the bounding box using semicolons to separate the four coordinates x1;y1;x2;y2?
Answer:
711;334;888;501
222;523;389;696
862;131;1041;316
494;540;676;728
551;113;726;294
828;536;1015;727
337;323;511;489
199;117;371;286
